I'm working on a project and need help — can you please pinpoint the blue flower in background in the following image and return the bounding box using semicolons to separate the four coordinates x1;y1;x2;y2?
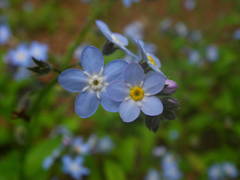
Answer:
188;49;201;65
62;155;89;180
175;22;188;37
145;169;161;180
96;136;114;153
124;21;144;40
136;39;162;72
5;44;32;67
58;46;128;118
222;162;238;178
0;24;11;45
162;153;182;180
184;0;196;11
208;164;223;180
159;18;172;32
107;63;166;122
122;0;140;8
96;20;136;58
71;137;91;155
206;45;218;62
43;146;63;170
29;41;48;60
233;29;240;40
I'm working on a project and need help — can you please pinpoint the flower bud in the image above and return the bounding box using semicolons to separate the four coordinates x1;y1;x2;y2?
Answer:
162;79;178;94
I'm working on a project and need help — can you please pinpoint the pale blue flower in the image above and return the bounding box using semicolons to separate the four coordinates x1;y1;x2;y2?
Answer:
71;137;91;155
208;164;223;180
107;63;166;122
62;155;89;180
0;24;11;45
233;29;240;40
135;39;162;72
175;22;188;37
5;44;32;67
159;18;172;32
206;45;218;62
162;153;182;180
29;41;48;60
58;46;128;118
124;21;144;40
122;0;140;7
96;136;114;153
184;0;196;11
188;49;201;64
152;146;166;157
145;169;161;180
222;162;238;178
96;20;136;57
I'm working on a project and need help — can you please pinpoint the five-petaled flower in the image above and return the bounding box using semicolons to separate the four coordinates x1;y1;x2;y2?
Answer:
135;39;163;72
62;155;89;180
96;20;137;58
107;63;166;122
58;46;127;118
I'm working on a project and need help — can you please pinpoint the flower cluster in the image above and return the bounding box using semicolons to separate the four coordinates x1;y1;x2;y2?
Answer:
208;162;238;180
43;127;114;180
58;20;178;130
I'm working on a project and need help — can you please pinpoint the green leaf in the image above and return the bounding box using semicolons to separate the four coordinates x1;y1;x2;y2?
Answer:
104;160;125;180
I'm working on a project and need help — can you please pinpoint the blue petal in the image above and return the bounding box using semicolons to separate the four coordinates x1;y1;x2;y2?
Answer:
80;46;104;74
124;63;144;85
143;71;166;95
111;33;128;47
58;69;87;92
119;100;140;122
106;81;129;102
75;91;100;118
141;96;163;116
96;20;112;40
101;91;121;112
104;60;127;82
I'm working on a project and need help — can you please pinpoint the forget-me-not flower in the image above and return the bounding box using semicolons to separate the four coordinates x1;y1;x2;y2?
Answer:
62;155;89;180
122;0;140;8
71;137;91;155
175;22;188;37
124;21;144;40
233;29;240;40
96;20;136;57
208;164;223;180
222;162;238;178
136;39;162;72
107;63;166;122
162;153;182;180
58;46;128;118
184;0;196;11
145;169;161;180
29;41;48;60
0;24;11;45
206;45;218;62
5;44;32;67
96;136;114;153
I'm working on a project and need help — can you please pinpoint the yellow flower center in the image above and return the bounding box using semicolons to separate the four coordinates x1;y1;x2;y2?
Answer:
129;86;145;101
147;55;157;66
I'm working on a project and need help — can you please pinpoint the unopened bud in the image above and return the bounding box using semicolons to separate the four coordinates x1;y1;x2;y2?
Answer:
162;79;178;94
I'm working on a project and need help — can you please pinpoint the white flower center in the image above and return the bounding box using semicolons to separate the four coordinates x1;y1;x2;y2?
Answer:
83;69;108;99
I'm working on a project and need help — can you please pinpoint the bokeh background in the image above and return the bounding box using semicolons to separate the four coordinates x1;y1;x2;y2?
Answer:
0;0;240;179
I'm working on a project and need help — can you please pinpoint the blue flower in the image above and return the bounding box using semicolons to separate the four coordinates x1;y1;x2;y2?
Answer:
206;45;218;62
0;24;11;45
159;18;172;32
58;46;128;118
62;155;89;180
71;137;91;155
188;49;201;65
145;169;161;180
122;0;140;8
96;20;136;57
124;21;144;40
208;164;223;180
135;39;162;72
175;22;188;37
96;136;114;153
5;44;32;67
29;41;48;60
233;29;240;40
222;162;238;178
162;153;182;180
184;0;196;11
107;63;166;122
